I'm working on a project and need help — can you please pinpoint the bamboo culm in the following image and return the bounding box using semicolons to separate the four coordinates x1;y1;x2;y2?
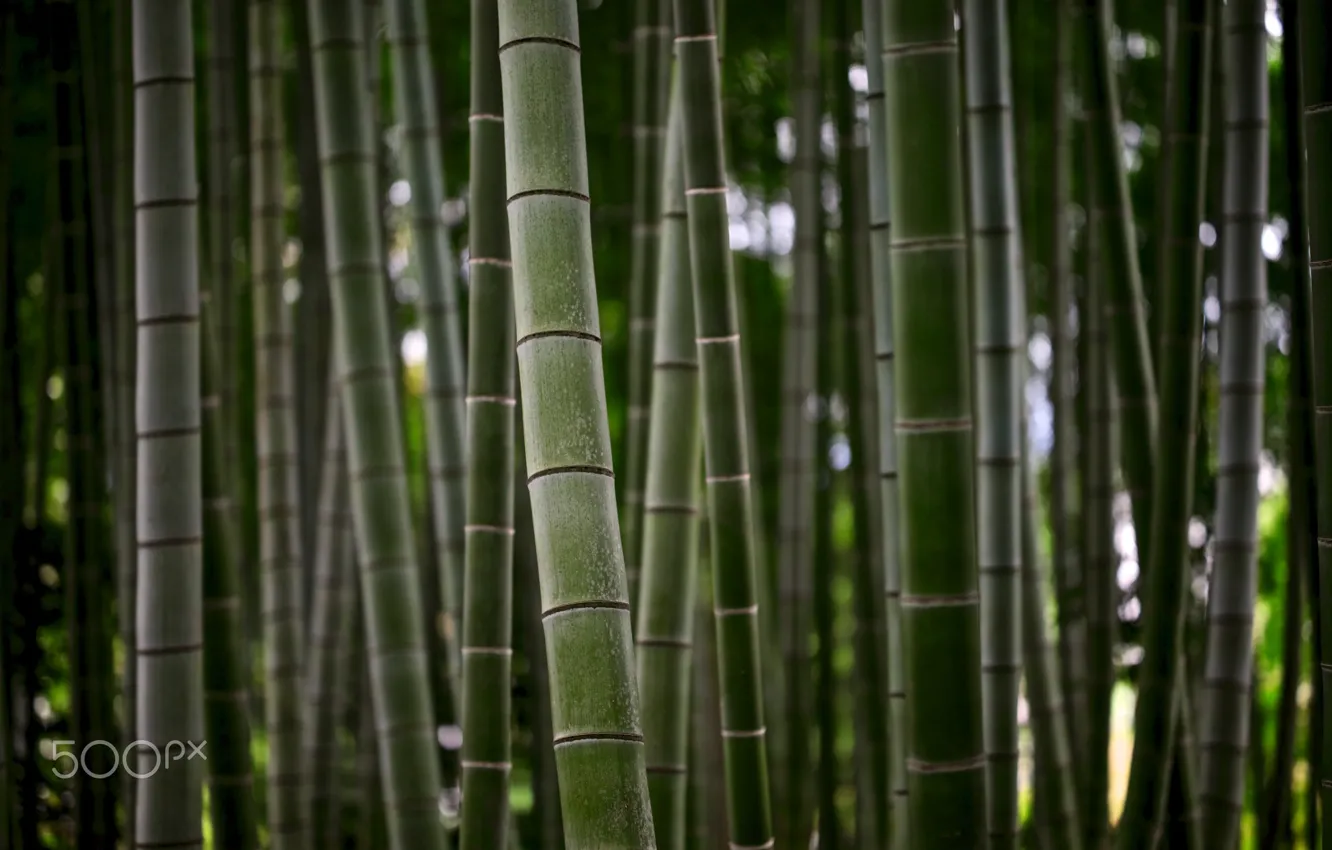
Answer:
1115;0;1213;846
883;0;987;843
863;0;909;838
671;0;775;843
458;0;517;842
962;0;1025;844
1196;0;1268;843
132;0;207;845
306;1;450;847
497;1;658;845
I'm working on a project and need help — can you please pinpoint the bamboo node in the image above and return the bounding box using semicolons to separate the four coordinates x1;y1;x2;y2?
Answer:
464;524;516;535
906;753;986;774
900;592;979;608
713;604;758;617
721;726;766;738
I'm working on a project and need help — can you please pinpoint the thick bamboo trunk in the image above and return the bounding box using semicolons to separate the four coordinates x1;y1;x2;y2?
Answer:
131;1;206;845
883;1;986;844
496;2;657;845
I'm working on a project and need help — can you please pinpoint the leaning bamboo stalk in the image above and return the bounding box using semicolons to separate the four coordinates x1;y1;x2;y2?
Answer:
303;388;352;850
384;0;468;720
1082;0;1159;551
306;1;449;847
634;75;704;850
622;0;672;606
1115;1;1213;845
1021;455;1083;850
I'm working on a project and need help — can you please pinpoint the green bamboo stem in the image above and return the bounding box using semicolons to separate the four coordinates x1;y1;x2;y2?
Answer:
843;67;890;850
883;1;986;845
634;74;704;850
1269;5;1318;846
249;3;306;843
306;2;449;847
1196;0;1267;843
1260;492;1304;848
1080;112;1117;850
1076;21;1122;846
457;0;517;843
49;5;115;840
131;0;206;845
207;0;238;395
514;422;566;850
198;4;258;846
304;389;352;850
690;549;733;848
863;0;908;839
622;0;672;606
777;0;820;841
110;1;137;837
670;0;775;843
0;8;13;846
1082;0;1159;550
384;0;467;718
74;0;118;478
1153;0;1178;374
961;1;1024;844
201;301;258;850
1049;0;1090;787
1300;0;1332;841
353;601;389;850
814;14;858;848
291;0;333;588
1021;458;1083;850
1115;1;1213;846
496;2;657;846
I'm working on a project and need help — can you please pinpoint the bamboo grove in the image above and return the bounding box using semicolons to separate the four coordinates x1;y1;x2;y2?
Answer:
2;0;1332;848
